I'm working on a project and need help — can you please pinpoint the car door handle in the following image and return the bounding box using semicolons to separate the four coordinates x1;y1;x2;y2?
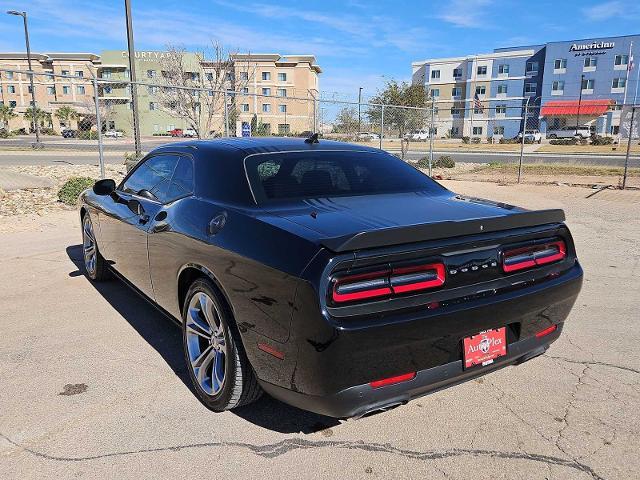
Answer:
139;214;150;225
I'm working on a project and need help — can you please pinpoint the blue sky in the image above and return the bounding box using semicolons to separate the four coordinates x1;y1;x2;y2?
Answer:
0;0;639;100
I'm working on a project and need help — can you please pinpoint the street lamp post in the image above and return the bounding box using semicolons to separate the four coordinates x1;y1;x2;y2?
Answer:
7;10;40;144
358;87;363;133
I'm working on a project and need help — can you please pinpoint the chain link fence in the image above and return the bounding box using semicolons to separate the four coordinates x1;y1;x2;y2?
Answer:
1;67;639;189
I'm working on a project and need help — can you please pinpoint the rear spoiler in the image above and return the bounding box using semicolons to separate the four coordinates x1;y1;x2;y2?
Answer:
320;209;566;253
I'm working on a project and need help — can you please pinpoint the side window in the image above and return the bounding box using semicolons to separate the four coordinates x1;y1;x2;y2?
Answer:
166;156;194;202
121;154;179;202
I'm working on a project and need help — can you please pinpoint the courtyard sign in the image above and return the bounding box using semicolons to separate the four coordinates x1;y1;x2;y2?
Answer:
570;41;615;52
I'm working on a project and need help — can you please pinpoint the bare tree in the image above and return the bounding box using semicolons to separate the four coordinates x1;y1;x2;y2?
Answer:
156;42;253;138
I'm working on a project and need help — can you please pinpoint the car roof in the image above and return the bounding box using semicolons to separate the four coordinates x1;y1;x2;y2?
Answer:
153;137;382;158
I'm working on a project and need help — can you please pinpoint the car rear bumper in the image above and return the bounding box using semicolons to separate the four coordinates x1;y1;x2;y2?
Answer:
259;325;560;418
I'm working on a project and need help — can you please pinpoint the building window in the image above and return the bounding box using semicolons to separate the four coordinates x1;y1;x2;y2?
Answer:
581;78;595;90
45;73;54;81
554;59;567;70
61;70;70;76
453;68;462;78
524;83;537;94
552;80;565;92
101;69;111;79
149;102;157;111
451;87;462;97
205;72;214;81
498;64;509;75
584;57;597;68
262;104;271;113
241;87;249;94
63;86;71;94
526;61;538;74
431;69;440;79
612;78;626;89
76;71;84;78
238;71;248;81
262;87;271;96
104;86;112;94
8;85;16;94
6;71;13;80
614;54;629;66
495;104;507;115
262;72;271;81
144;69;155;79
241;103;249;112
9;100;17;108
497;84;508;94
430;88;440;97
472;126;483;135
76;85;85;95
278;124;290;134
450;107;461;116
277;88;287;97
278;72;287;82
477;65;487;76
278;104;287;113
494;126;505;135
475;86;486;96
47;86;55;95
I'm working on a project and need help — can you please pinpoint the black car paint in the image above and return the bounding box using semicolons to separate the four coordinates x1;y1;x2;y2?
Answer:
80;137;583;418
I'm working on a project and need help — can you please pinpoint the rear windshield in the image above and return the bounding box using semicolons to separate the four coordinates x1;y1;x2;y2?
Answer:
245;150;442;203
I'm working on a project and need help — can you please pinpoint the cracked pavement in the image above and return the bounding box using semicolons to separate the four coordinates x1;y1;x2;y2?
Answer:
1;181;638;479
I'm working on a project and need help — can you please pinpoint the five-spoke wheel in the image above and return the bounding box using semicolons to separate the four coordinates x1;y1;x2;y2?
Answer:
82;213;108;281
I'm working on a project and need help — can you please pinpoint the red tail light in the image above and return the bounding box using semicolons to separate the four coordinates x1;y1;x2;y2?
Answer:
332;263;445;304
502;240;566;273
535;324;558;338
370;372;416;388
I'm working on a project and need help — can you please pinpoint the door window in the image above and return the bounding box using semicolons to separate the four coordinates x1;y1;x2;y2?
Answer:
121;154;180;202
166;156;194;202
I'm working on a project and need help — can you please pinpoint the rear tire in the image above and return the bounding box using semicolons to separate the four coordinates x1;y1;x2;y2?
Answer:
182;278;262;411
82;213;108;281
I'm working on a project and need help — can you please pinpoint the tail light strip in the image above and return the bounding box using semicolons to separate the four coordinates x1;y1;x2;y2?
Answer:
332;263;445;304
502;240;566;273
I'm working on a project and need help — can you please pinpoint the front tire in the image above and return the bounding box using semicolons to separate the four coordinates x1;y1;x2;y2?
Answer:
182;278;262;411
82;213;108;281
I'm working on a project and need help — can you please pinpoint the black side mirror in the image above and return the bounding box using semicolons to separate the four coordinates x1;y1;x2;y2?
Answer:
93;178;116;196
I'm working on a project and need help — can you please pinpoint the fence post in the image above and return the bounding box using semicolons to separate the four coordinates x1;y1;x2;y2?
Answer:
518;96;530;183
622;105;635;190
93;75;105;179
379;105;385;150
429;98;435;177
223;90;229;137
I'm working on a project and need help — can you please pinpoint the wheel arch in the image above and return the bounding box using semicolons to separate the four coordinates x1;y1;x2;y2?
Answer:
177;263;235;322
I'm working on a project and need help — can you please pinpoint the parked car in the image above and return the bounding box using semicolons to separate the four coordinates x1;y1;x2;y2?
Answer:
405;130;430;141
169;128;184;137
183;129;197;138
104;130;124;138
61;128;76;138
356;132;380;141
516;129;542;143
79;137;583;418
546;126;591;139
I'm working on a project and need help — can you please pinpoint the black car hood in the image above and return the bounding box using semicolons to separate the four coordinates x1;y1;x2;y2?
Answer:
262;191;565;252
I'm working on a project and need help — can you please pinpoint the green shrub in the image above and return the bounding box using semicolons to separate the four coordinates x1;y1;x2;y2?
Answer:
0;128;12;138
461;136;470;144
12;128;27;135
471;137;481;144
434;155;455;168
77;130;98;140
549;138;578;145
58;177;95;206
499;138;519;144
591;135;613;145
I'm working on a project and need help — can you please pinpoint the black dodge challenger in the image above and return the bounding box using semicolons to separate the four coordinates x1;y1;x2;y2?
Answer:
79;137;583;418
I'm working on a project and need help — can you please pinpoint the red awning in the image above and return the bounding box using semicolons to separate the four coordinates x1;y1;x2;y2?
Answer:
540;99;614;117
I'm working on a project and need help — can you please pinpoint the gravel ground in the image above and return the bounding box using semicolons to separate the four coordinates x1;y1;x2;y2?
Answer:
0;181;638;479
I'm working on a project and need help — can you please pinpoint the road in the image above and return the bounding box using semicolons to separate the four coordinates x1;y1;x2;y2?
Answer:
1;147;639;167
1;181;638;480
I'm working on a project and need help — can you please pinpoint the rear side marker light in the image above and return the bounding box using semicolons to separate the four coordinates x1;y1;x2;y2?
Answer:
535;325;558;338
502;240;566;273
370;372;416;388
257;343;285;360
332;263;445;304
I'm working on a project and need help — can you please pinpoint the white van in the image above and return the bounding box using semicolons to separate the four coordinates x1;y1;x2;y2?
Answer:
546;126;591;139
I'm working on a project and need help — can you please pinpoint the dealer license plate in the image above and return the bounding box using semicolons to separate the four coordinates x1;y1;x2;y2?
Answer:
463;327;507;369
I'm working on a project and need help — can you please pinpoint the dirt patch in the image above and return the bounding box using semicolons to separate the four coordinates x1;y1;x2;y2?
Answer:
59;383;88;396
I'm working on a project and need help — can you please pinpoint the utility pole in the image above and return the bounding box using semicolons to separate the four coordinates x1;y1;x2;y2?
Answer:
124;0;141;156
429;96;435;177
7;10;40;145
576;74;585;134
358;87;363;133
622;105;635;189
92;73;105;179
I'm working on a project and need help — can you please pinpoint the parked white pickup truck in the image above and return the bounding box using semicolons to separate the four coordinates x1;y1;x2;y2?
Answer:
546;126;591;139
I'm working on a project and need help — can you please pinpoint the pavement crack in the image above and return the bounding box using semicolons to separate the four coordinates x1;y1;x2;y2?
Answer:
0;432;607;479
544;354;640;375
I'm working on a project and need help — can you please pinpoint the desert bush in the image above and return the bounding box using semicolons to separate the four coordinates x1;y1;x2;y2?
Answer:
0;128;12;138
499;138;520;144
591;135;613;145
461;136;470;144
434;155;455;168
549;138;578;145
471;137;481;144
58;177;95;206
124;151;144;172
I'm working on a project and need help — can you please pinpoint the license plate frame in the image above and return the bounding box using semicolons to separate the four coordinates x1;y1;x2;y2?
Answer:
463;327;507;369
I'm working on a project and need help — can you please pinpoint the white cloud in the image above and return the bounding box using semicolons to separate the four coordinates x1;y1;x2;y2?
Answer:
437;0;493;28
583;1;627;20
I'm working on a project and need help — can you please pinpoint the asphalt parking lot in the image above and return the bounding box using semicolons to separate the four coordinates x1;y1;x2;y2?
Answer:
1;180;639;480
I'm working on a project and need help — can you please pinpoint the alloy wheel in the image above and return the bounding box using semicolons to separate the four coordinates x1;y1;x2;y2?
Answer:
83;216;97;277
185;292;227;396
